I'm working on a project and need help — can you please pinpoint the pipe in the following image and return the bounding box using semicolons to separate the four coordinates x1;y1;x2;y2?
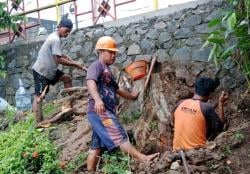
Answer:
115;0;136;7
14;0;75;16
73;0;78;29
153;0;158;10
114;0;117;19
56;0;61;24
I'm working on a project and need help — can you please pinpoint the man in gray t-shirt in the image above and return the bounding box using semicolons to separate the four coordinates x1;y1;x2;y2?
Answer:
32;18;87;125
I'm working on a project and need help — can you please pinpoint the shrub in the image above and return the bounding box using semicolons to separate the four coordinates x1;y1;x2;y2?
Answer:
0;113;63;174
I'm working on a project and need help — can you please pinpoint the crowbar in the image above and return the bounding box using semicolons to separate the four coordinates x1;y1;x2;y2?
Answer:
180;150;190;174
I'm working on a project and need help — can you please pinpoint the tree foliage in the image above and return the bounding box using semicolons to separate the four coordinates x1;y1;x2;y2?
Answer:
0;2;23;78
0;2;22;32
203;0;250;86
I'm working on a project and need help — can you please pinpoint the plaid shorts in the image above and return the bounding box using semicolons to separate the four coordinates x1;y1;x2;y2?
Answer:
33;69;64;96
88;111;128;151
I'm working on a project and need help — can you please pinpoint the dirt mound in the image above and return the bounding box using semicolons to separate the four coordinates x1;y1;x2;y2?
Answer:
48;61;249;173
49;115;91;162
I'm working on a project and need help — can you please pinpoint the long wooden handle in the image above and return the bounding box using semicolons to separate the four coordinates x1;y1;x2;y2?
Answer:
180;150;190;174
144;55;157;89
40;85;49;99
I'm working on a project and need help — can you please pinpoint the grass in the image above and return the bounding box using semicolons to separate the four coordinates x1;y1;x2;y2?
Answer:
149;121;158;131
234;132;245;141
0;110;63;173
101;150;131;174
0;107;16;129
1;102;135;173
121;110;141;124
42;102;60;118
65;152;88;173
224;146;232;156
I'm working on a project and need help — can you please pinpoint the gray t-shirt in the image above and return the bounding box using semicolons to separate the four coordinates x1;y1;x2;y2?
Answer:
32;31;62;80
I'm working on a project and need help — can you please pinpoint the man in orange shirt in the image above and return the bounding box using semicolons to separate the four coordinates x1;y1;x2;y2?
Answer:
172;77;229;151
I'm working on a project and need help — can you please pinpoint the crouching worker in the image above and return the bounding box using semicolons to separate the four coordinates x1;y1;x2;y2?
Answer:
86;36;159;171
32;17;87;125
172;77;229;151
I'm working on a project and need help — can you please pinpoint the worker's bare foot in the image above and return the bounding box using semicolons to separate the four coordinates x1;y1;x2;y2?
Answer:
144;152;160;161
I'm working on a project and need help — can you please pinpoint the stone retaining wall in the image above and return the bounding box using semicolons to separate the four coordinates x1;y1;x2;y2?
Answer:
0;0;245;105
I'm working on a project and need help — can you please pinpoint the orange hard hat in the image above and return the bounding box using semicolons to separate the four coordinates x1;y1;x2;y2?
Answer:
95;36;119;52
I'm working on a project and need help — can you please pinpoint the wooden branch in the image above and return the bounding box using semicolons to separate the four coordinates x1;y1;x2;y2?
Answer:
144;55;157;90
37;85;49;103
59;86;88;95
57;92;88;104
39;108;74;126
41;85;49;99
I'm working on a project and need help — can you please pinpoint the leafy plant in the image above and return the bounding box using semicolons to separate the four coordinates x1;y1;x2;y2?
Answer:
0;55;6;78
149;121;158;131
0;2;24;78
224;145;232;156
42;102;60;118
203;0;250;87
2;106;16;126
0;2;23;32
102;151;131;174
121;110;141;124
234;132;245;141
0;113;63;174
65;152;88;173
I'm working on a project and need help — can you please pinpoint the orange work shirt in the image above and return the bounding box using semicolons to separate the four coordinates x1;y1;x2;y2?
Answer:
173;99;207;150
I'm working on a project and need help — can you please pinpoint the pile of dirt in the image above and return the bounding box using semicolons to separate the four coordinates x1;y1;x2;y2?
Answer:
46;61;249;174
50;102;249;174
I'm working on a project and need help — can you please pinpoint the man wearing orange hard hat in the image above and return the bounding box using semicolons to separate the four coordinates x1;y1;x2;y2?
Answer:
86;36;159;171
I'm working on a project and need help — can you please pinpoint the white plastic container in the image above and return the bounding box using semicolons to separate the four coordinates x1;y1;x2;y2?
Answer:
0;97;9;111
0;97;16;112
15;79;31;111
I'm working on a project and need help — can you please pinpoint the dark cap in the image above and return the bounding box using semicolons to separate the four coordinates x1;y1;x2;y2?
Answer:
59;18;73;29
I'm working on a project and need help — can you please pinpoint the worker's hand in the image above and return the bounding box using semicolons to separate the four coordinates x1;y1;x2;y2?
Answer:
75;64;87;71
95;99;105;115
130;88;139;100
219;91;229;104
82;66;88;71
65;55;70;60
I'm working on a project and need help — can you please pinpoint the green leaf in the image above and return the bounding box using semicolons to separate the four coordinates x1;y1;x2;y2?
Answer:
210;30;223;35
227;12;236;30
202;40;210;48
224;30;233;39
222;12;232;22
208;44;216;62
208;18;221;28
232;0;238;6
239;19;248;26
208;37;225;44
221;45;236;59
